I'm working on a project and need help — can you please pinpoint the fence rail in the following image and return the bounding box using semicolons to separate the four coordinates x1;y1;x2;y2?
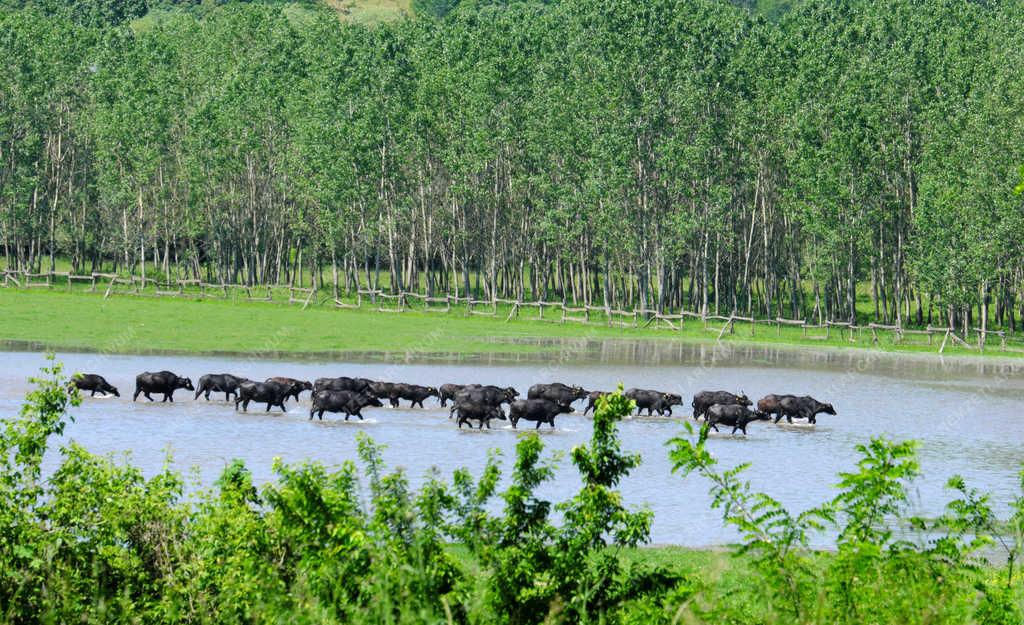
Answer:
1;269;1015;353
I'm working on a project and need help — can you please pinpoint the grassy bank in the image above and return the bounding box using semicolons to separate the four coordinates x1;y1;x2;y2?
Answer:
1;288;1020;359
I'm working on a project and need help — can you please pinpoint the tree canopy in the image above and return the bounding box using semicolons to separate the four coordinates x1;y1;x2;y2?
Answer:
1;0;1023;329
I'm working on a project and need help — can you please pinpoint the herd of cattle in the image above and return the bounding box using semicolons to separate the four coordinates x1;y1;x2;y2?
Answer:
68;371;837;435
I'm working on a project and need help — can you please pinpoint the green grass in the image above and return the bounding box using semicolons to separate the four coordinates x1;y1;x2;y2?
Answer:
329;0;411;22
130;0;411;33
1;287;1020;360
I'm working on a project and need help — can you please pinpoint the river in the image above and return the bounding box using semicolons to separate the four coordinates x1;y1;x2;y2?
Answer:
1;343;1021;546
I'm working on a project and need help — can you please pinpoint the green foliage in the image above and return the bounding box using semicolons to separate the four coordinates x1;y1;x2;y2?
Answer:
3;0;1024;330
27;0;150;25
410;0;458;18
669;423;1024;624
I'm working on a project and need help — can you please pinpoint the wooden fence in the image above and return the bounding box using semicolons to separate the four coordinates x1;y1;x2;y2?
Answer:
2;269;1017;353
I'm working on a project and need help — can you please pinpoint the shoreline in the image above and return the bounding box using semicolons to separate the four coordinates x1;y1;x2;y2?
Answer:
4;288;1024;367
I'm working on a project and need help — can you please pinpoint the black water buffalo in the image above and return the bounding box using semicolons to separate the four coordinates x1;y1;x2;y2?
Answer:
757;394;796;423
309;390;383;421
133;371;194;402
455;402;506;429
509;399;573;430
369;381;402;407
235;380;292;413
706;404;770;436
194;373;245;401
266;377;312;401
313;376;373;395
439;383;469;407
777;395;836;424
448;385;519;418
527;383;588;407
71;373;119;397
582;390;611;416
393;383;439;408
691;390;751;420
625;388;684;416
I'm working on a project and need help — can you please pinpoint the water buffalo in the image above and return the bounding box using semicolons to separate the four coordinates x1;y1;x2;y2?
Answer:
625;388;684;416
71;373;119;397
509;399;573;430
706;404;770;436
439;383;469;407
194;373;245;401
313;376;373;395
454;401;506;429
582;390;611;416
692;390;751;420
757;394;796;423
527;383;588;407
235;380;292;413
777;395;836;424
369;381;401;407
393;383;439;408
309;390;383;421
266;377;312;401
449;385;519;418
133;371;194;402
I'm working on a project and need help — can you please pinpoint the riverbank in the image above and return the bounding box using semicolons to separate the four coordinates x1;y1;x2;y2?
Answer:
2;288;1021;361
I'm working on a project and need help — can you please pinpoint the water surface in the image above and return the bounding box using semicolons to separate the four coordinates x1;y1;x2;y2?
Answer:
1;344;1021;547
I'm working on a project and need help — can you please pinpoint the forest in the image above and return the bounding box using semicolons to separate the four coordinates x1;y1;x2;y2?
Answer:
2;0;1023;330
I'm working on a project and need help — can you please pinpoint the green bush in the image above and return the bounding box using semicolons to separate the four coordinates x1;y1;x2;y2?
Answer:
411;0;459;18
669;423;1024;624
